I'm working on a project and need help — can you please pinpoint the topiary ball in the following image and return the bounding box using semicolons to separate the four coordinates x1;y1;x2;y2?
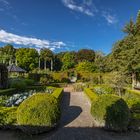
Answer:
91;94;130;131
17;93;60;134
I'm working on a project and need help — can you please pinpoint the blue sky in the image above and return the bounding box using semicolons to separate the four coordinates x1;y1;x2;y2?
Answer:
0;0;140;54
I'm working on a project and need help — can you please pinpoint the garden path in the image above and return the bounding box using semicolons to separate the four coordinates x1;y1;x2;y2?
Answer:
0;85;140;140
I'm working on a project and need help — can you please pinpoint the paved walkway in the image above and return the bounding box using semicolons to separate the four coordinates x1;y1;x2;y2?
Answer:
0;86;140;140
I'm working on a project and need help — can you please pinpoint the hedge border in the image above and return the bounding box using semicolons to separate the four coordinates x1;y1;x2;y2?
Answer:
52;88;63;102
125;89;140;98
0;88;17;96
84;88;98;102
0;87;63;132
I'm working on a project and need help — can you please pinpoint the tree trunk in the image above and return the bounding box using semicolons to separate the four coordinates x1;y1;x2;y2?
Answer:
51;59;53;71
118;88;122;97
44;59;46;70
132;72;136;89
38;57;40;70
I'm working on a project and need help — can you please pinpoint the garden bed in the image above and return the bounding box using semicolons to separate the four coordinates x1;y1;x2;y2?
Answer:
0;87;63;134
84;85;140;132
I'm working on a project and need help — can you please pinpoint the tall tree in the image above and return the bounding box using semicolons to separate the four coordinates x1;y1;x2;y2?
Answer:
108;11;140;89
76;49;95;62
123;18;136;36
135;10;140;35
62;52;76;70
16;48;39;71
0;44;16;65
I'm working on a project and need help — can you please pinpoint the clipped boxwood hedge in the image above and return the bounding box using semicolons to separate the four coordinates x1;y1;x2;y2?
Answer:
91;94;130;131
0;88;17;96
17;93;61;134
0;107;17;126
125;89;140;99
84;88;98;102
52;88;63;101
125;98;140;131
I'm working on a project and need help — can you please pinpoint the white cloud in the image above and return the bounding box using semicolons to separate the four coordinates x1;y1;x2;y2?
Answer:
0;29;66;51
0;0;9;5
102;12;118;24
62;0;97;16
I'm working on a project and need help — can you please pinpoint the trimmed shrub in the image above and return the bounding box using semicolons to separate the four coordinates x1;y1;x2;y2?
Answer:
128;112;140;131
52;72;70;83
0;88;17;96
10;79;27;90
125;89;140;99
93;85;114;95
26;85;46;92
17;94;61;134
84;88;98;102
0;96;8;106
126;98;140;113
91;94;130;131
0;107;17;126
126;98;140;131
52;88;63;102
23;79;35;86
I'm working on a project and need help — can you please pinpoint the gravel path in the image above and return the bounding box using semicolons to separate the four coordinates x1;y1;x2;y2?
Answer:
0;86;140;140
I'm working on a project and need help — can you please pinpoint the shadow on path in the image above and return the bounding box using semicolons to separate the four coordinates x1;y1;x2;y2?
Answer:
0;91;140;140
60;91;82;127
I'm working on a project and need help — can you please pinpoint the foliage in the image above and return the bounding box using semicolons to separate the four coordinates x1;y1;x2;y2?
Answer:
124;89;140;99
91;94;130;131
40;76;53;85
16;48;39;71
0;107;17;125
94;51;106;73
125;98;140;131
126;98;140;113
93;85;114;95
0;96;8;107
52;72;70;83
52;88;63;101
23;79;35;86
62;52;76;70
77;72;103;84
10;79;27;90
76;61;96;72
103;72;127;96
0;44;16;65
73;83;84;92
84;88;98;102
17;94;60;134
0;88;17;96
76;49;95;62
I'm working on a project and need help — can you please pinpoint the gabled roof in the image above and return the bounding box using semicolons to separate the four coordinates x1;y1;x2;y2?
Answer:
7;64;26;73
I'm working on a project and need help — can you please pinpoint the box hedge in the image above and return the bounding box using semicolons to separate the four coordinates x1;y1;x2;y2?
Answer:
0;88;17;96
91;94;130;131
125;89;140;99
84;88;98;102
52;88;63;102
0;107;17;126
17;93;61;134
